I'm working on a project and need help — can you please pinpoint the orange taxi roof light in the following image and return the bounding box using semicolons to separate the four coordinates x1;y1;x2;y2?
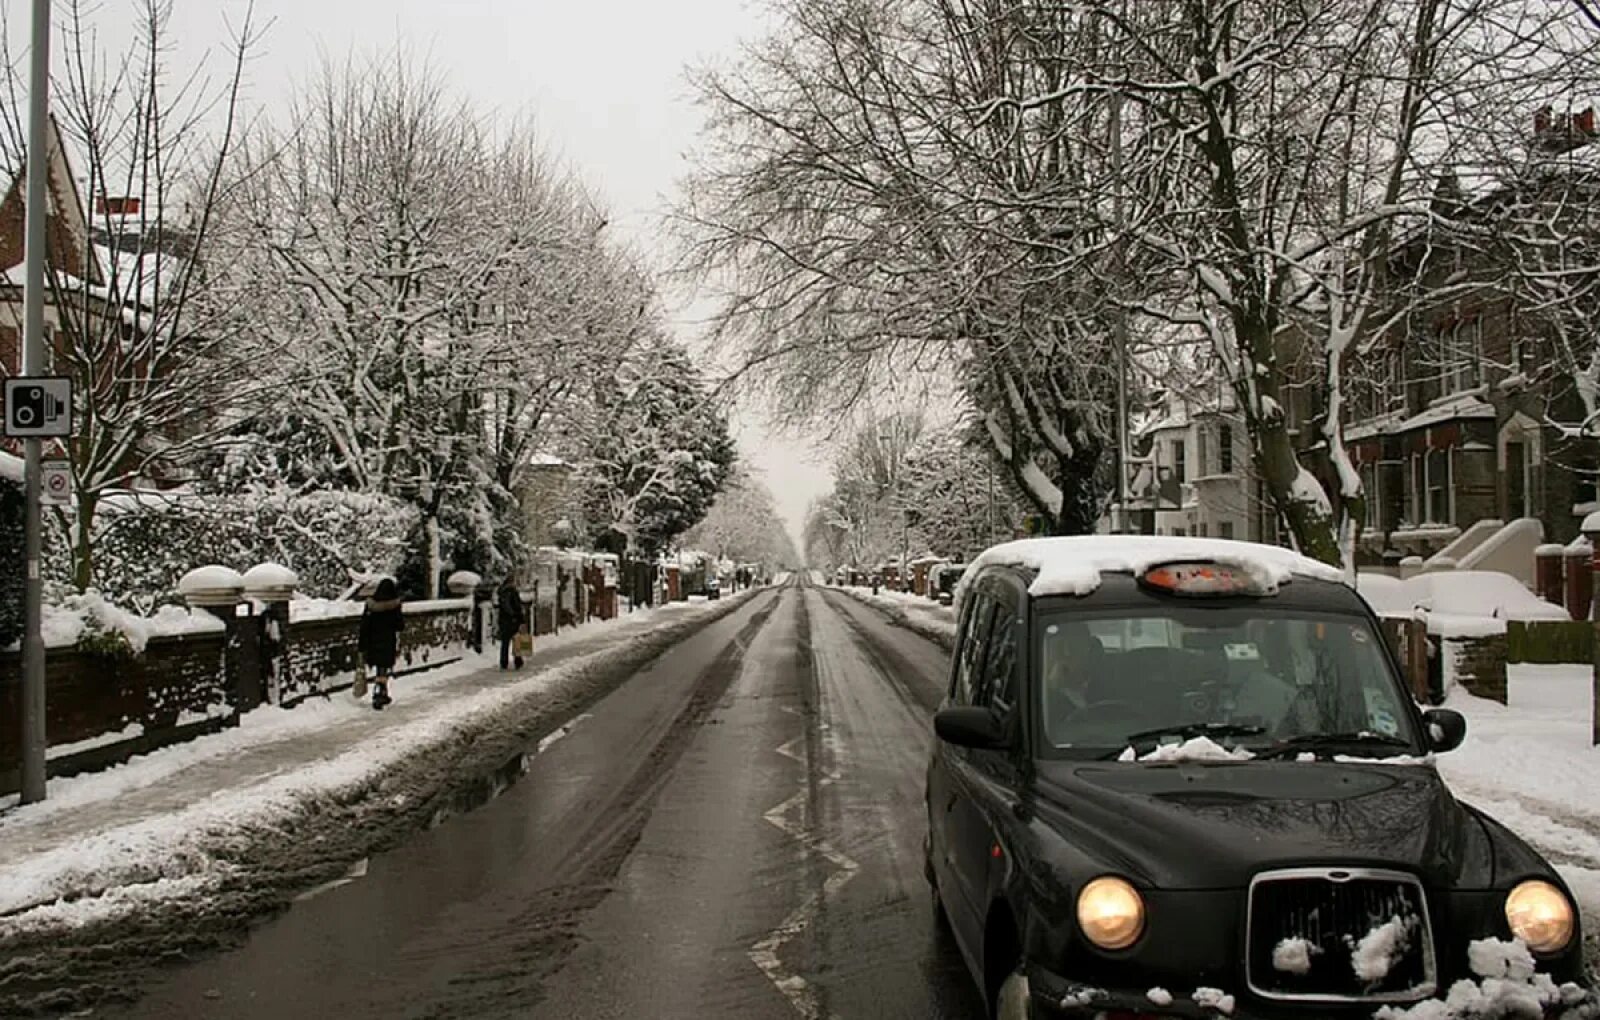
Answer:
1140;561;1267;596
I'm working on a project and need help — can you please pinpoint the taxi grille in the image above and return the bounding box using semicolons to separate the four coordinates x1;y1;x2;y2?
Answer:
1245;869;1436;1002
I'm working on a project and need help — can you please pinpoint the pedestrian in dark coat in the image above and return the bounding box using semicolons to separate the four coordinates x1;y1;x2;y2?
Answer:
359;578;404;710
496;577;526;670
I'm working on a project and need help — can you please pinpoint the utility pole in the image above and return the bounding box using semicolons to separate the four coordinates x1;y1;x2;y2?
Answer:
1109;74;1131;535
20;0;51;804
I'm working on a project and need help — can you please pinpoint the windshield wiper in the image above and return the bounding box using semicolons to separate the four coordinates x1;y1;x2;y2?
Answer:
1255;732;1414;760
1120;722;1267;751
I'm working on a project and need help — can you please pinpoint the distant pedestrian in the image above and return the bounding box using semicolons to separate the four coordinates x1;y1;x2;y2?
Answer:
496;576;526;670
358;578;404;710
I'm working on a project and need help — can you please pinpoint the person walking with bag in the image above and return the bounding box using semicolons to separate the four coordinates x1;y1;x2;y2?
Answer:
359;578;405;710
496;576;526;670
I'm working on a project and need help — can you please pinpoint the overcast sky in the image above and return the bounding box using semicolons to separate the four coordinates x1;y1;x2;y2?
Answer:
14;0;833;554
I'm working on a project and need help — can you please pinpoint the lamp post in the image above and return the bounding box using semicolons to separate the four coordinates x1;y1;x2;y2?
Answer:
19;0;51;805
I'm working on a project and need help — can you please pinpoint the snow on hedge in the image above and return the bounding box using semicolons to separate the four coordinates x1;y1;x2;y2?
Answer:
32;591;224;652
958;535;1343;606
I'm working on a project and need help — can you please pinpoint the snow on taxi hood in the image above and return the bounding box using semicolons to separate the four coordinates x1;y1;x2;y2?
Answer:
954;535;1343;608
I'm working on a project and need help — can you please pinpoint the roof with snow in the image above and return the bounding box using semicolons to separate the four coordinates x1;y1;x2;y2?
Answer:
958;535;1344;603
0;450;21;484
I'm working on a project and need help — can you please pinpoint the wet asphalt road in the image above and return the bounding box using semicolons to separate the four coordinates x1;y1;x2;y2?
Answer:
100;582;984;1020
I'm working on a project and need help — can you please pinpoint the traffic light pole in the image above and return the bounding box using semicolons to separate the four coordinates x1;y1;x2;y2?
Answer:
20;0;51;804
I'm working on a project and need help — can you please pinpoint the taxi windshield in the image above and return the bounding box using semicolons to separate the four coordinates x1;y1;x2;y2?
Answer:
1035;607;1418;758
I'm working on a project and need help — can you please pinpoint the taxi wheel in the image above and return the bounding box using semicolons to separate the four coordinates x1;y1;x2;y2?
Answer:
995;969;1031;1020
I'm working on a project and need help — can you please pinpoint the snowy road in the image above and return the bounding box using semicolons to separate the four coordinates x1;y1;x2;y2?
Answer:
97;582;984;1020
63;580;1600;1019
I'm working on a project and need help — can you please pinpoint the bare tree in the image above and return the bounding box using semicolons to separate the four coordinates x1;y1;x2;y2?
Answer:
0;0;261;588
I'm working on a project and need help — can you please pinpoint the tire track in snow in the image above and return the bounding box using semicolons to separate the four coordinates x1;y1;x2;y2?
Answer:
748;591;859;1020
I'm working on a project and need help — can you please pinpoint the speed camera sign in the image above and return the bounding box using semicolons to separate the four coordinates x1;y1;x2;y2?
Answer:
4;377;72;437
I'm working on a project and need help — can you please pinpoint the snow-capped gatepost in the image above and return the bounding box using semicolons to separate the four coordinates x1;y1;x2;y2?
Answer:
445;571;485;653
1564;538;1592;622
1536;545;1566;610
177;565;259;711
242;564;298;706
1584;515;1600;747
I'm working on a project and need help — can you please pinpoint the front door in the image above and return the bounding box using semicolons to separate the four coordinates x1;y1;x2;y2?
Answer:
1506;440;1527;519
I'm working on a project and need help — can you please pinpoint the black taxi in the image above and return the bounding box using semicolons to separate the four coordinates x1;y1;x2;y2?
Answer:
923;536;1591;1019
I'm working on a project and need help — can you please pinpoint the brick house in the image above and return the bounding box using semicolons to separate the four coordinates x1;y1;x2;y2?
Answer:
0;116;194;488
1290;118;1600;565
0;115;102;406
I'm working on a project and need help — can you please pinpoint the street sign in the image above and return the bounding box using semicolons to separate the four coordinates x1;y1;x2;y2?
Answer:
40;459;70;505
3;376;72;437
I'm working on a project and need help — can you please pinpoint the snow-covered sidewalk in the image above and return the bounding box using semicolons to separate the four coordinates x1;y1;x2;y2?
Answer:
1436;666;1600;926
833;585;957;648
0;594;751;936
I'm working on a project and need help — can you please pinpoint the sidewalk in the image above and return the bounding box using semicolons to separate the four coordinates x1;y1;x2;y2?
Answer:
0;595;748;933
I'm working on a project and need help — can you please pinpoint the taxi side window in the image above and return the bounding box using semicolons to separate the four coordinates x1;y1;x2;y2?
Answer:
952;591;995;707
978;601;1018;716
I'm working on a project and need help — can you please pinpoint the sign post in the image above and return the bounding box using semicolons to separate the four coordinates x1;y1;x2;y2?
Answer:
16;0;52;804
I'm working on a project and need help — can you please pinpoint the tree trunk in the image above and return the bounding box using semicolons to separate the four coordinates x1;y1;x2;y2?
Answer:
1239;343;1341;565
73;491;98;591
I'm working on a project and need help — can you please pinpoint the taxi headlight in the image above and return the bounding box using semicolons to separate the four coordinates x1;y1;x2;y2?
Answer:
1506;880;1575;953
1076;876;1145;950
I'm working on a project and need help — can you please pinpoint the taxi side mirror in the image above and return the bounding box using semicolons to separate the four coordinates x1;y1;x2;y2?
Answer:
935;706;1009;750
1421;708;1466;753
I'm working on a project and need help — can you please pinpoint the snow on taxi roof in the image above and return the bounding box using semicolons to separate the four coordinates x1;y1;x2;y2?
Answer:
955;535;1344;605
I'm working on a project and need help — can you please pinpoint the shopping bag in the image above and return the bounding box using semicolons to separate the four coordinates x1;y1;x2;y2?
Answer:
514;630;533;657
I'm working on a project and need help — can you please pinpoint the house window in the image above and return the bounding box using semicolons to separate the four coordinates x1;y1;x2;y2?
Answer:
1220;521;1235;540
1427;447;1452;524
1220;425;1234;473
1172;440;1186;483
1409;454;1425;525
1443;319;1483;394
1197;522;1208;537
1361;462;1380;530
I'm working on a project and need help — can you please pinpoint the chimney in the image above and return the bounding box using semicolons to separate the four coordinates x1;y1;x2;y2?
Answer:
1534;105;1598;153
96;195;140;216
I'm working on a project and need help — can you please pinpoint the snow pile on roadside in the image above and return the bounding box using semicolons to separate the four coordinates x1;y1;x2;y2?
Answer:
836;586;957;649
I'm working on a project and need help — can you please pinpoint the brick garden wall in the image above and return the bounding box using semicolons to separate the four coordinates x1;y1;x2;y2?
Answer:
0;629;232;794
0;599;473;795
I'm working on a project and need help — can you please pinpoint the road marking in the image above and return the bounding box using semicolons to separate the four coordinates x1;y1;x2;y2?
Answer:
749;654;857;1017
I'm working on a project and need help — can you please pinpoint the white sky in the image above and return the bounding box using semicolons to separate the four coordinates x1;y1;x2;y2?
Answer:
12;0;833;554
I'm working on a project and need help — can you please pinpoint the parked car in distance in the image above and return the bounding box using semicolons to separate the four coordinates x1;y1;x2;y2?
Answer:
925;535;1589;1019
